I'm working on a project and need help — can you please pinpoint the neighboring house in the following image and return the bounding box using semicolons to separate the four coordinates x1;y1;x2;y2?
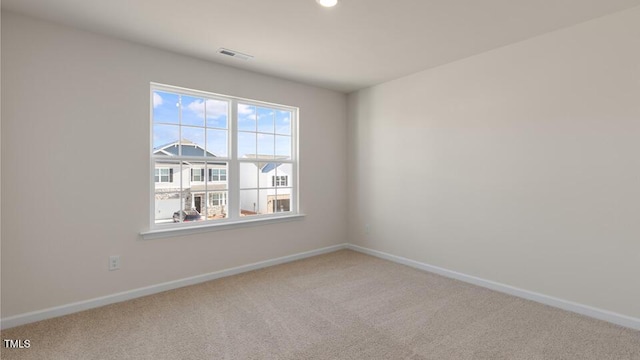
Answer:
154;142;292;222
237;154;292;216
154;139;227;222
257;162;292;214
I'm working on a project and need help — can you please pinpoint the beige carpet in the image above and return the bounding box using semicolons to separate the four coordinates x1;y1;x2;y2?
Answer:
2;250;639;359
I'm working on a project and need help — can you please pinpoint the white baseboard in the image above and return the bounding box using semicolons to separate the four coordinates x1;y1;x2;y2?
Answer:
4;243;638;331
346;244;640;331
0;243;348;330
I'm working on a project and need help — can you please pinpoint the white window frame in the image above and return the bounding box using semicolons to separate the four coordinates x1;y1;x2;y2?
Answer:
144;83;301;238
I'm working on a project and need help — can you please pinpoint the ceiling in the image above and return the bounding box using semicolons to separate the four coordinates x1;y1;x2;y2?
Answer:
3;0;640;93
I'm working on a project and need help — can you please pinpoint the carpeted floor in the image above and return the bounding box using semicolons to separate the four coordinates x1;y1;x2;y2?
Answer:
1;249;639;359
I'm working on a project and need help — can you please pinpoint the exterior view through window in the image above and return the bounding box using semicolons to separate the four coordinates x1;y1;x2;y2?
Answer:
151;84;297;227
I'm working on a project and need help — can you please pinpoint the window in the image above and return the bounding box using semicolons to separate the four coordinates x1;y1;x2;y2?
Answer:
155;168;173;183
151;83;297;227
209;192;227;206
209;169;227;182
272;175;288;187
191;169;205;182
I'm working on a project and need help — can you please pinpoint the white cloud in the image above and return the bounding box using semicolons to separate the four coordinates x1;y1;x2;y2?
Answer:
275;115;290;134
153;92;163;108
187;100;205;118
186;99;229;119
238;104;256;116
206;99;228;119
258;111;274;120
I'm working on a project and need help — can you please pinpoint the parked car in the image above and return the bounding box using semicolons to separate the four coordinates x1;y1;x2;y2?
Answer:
173;210;202;222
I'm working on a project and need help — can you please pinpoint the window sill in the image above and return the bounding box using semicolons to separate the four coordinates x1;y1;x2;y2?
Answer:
140;213;306;240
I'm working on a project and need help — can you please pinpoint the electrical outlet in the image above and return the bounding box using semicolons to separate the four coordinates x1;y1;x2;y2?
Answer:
365;224;371;234
109;255;121;271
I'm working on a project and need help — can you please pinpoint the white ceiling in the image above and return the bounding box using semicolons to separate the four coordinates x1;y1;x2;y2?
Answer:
3;0;640;93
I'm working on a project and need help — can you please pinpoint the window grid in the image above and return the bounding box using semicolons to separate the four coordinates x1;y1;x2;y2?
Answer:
151;83;297;228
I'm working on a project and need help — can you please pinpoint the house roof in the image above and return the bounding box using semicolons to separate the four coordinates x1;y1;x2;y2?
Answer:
261;163;282;173
240;154;290;173
153;139;217;157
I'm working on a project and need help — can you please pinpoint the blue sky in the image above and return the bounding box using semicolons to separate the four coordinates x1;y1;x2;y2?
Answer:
153;91;292;159
237;103;292;158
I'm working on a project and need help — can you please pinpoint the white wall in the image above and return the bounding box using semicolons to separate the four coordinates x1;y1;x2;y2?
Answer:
1;12;347;318
348;7;640;318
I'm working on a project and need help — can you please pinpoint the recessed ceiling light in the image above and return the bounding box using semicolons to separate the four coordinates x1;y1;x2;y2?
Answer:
316;0;338;8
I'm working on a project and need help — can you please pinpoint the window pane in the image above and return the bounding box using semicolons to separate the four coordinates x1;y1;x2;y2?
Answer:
259;163;277;189
155;191;182;223
240;190;269;216
257;134;275;157
275;110;291;135
238;132;256;159
274;189;292;213
155;160;181;224
153;124;180;155
184;161;206;222
153;91;179;124
257;107;274;133
240;162;258;189
206;99;228;129
240;190;259;216
206;129;228;158
275;135;291;159
181;127;206;157
181;95;205;127
237;104;256;131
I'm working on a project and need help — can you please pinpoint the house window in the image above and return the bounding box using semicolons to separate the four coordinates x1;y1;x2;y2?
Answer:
272;175;288;187
209;192;227;206
151;83;298;227
191;169;205;182
155;168;173;183
275;199;290;212
209;168;227;182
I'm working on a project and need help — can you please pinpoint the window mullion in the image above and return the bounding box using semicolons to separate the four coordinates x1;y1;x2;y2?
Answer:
292;109;298;214
203;162;208;221
179;161;184;223
229;99;239;220
204;98;208;221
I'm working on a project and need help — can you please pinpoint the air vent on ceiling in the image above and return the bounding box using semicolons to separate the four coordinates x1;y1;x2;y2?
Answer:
217;48;254;61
